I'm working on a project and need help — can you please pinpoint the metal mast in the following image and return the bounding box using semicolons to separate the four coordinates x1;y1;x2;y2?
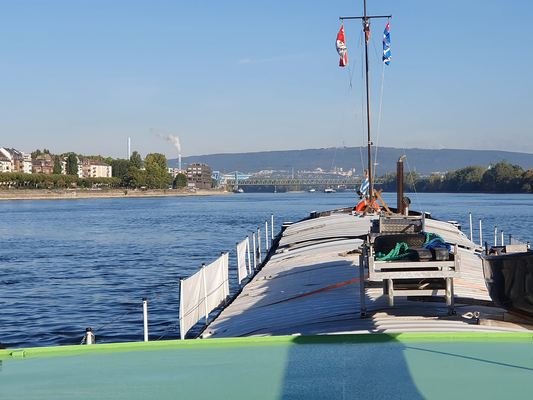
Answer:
340;1;391;208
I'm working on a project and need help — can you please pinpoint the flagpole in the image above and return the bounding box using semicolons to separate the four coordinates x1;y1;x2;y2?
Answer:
340;2;391;212
363;0;373;205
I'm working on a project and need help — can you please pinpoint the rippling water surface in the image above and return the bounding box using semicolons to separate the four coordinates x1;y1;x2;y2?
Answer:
1;192;532;348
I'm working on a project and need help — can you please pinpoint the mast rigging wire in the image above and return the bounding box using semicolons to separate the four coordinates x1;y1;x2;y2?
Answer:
373;42;387;180
402;149;423;215
359;28;367;175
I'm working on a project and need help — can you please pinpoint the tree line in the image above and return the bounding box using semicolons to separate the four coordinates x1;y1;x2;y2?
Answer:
2;150;189;190
378;160;533;193
95;151;177;189
0;173;121;189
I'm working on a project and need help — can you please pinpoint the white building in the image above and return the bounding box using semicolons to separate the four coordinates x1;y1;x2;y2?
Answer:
0;148;32;174
0;154;11;172
89;159;113;178
78;157;112;178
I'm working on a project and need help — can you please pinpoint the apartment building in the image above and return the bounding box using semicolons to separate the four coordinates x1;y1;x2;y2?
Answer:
78;157;112;178
0;154;11;172
32;154;55;174
0;147;112;178
0;148;32;174
186;162;212;189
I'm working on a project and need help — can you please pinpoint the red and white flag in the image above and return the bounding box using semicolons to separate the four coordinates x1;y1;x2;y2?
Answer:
336;24;348;67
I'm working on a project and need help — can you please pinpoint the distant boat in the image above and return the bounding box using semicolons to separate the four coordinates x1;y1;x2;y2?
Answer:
309;188;316;193
324;188;336;193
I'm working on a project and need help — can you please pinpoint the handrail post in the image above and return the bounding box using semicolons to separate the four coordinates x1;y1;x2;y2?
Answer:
246;236;252;276
252;232;257;271
265;220;269;251
85;328;95;345
479;219;482;247
202;264;208;326
257;228;262;265
143;297;148;342
221;252;228;302
469;213;473;241
179;277;184;340
271;214;274;246
501;230;504;246
494;226;497;246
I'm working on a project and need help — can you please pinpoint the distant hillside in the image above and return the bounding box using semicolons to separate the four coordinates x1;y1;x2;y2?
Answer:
169;147;533;176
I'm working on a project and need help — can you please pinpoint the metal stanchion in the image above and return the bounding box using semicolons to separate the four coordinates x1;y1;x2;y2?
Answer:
85;328;95;345
143;298;149;342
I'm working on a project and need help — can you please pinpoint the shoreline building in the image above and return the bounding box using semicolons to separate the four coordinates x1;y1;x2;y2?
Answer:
186;162;212;189
0;148;32;174
78;157;113;178
32;154;55;174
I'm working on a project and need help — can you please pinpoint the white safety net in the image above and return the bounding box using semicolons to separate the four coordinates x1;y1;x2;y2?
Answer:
237;237;250;285
205;253;229;312
179;269;205;340
179;253;230;340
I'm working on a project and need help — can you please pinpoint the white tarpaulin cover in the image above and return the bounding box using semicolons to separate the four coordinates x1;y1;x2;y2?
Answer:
179;269;204;340
179;253;229;340
237;237;250;285
205;253;229;312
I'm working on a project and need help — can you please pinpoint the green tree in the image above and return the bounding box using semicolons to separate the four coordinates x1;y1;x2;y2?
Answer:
123;167;147;188
53;155;63;175
523;170;533;193
130;151;143;169
404;171;420;191
482;160;524;192
31;149;42;160
110;159;131;180
144;153;172;188
211;178;219;188
378;171;420;192
66;154;78;175
416;174;444;192
174;173;187;189
443;166;486;192
31;149;52;160
87;155;113;165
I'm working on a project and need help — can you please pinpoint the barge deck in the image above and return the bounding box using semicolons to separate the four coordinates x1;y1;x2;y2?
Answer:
205;212;529;337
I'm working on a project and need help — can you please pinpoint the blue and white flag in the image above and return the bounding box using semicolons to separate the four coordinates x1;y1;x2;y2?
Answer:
360;172;369;197
383;21;391;65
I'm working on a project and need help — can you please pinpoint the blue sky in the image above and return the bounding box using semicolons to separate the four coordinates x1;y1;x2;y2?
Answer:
0;0;531;160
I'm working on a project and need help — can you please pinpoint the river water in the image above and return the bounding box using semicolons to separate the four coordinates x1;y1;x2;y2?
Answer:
1;192;532;349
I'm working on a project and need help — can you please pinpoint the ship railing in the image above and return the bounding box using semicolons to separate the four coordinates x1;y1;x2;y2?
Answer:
81;214;276;344
468;213;530;251
509;234;530;249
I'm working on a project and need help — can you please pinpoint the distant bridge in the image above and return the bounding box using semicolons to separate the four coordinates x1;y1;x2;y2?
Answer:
226;178;384;187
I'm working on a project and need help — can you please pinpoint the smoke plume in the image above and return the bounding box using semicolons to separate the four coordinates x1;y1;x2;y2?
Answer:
156;133;181;153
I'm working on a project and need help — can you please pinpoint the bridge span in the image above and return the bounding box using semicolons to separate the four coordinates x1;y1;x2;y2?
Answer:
226;178;384;187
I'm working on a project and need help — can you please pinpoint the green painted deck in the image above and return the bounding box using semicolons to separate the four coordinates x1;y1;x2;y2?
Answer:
1;333;533;399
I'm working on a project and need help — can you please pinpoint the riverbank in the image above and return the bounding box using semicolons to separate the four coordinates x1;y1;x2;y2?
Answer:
0;188;231;201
